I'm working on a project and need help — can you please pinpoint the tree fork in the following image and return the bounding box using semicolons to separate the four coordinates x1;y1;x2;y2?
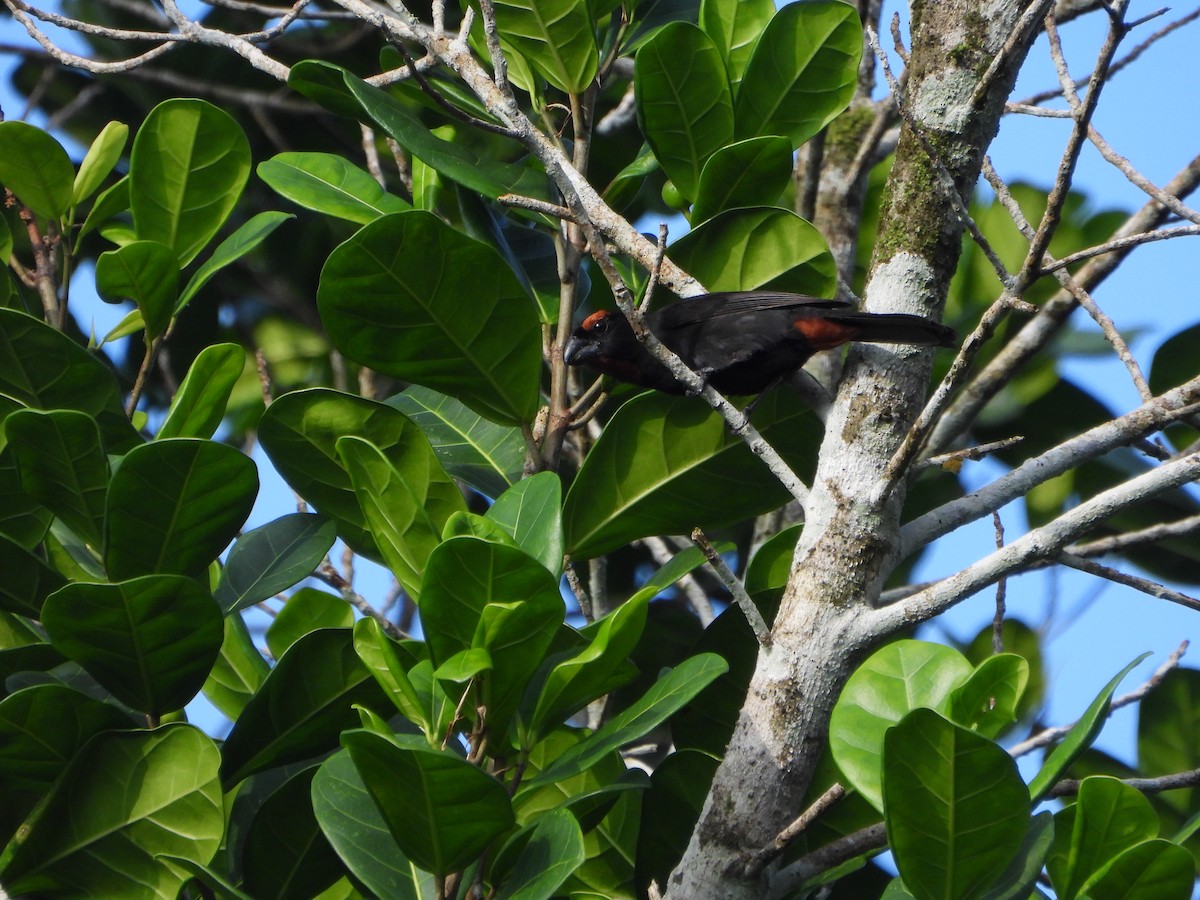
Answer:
665;2;1049;896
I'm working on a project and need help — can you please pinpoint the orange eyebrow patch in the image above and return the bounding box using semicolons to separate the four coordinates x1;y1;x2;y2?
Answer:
582;310;611;329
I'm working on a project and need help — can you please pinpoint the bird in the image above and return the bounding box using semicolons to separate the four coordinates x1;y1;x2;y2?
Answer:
563;291;956;396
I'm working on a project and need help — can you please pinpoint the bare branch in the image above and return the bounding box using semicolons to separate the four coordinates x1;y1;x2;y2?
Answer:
692;528;769;644
1069;513;1200;557
1057;553;1200;613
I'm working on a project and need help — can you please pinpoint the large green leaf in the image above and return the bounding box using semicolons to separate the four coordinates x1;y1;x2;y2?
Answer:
691;136;793;224
0;683;130;795
700;0;775;90
495;807;586;900
104;438;258;580
884;709;1030;900
176;211;294;312
667;206;837;294
318;211;541;424
492;0;598;93
829;640;974;812
948;653;1029;739
1079;838;1193;900
527;653;728;787
562;390;820;559
265;588;354;660
260;389;437;559
1049;776;1161;900
0;535;65;617
978;810;1055;900
202;613;269;721
95;240;179;339
0;308;140;452
0;121;75;219
215;513;338;614
157;342;246;440
353;618;433;737
337;435;465;599
1028;654;1149;800
258;152;410;225
312;749;436;899
636;748;720;893
0;725;223;899
220;628;391;786
289;61;545;201
634;22;734;200
486;471;563;573
242;768;345;900
130;98;251;266
0;447;52;551
342;730;515;877
42;575;223;715
5;408;109;547
388;385;525;498
1137;668;1200;816
733;0;861;147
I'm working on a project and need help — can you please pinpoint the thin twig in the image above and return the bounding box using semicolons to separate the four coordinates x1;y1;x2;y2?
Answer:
1049;766;1200;798
1057;553;1200;613
691;528;770;645
743;783;846;878
992;513;1007;654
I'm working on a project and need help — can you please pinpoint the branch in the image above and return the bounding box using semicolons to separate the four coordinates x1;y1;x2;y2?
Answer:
1057;552;1200;613
692;528;768;643
874;453;1200;635
902;376;1200;557
1049;766;1200;799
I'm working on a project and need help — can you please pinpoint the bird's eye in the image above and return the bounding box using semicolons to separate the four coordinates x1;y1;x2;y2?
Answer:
590;318;609;335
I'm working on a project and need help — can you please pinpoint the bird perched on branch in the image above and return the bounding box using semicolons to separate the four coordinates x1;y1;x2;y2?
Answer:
563;291;956;396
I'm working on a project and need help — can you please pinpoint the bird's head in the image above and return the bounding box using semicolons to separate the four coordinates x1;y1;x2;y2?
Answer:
563;309;667;388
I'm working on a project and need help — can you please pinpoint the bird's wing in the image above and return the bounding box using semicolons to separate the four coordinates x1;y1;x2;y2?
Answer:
654;292;850;329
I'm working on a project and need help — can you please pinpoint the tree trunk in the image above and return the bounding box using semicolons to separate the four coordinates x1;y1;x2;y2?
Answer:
665;2;1047;896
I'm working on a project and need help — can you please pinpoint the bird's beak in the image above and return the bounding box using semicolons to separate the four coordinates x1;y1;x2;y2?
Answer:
563;335;591;366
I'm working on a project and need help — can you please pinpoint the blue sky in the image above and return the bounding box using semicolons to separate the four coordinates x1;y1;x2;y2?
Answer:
1;4;1198;764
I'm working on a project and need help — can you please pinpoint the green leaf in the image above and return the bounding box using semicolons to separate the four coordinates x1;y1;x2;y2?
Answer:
266;588;353;660
260;389;431;559
884;709;1031;900
0;121;75;219
948;653;1029;739
95;240;179;339
312;749;435;900
318;210;541;425
342;729;515;877
0;725;223;899
258;152;410;225
434;646;493;683
0;534;65;617
353;617;433;736
486;472;563;573
634;22;734;200
691;136;793;224
215;513;337;613
668;206;837;294
1079;838;1193;900
42;575;223;715
72;121;129;206
1050;776;1160;900
420;537;563;736
77;174;130;242
744;523;801;594
202;612;269;720
220;628;391;786
495;807;586;900
636;748;721;893
176;210;294;313
562;390;820;559
529;593;649;739
158;342;246;440
0;446;52;551
700;0;775;90
0;308;140;453
829;640;974;812
336;435;465;599
733;0;861;147
5;408;109;548
528;653;728;787
0;213;11;265
1137;667;1200;816
130;98;251;266
0;683;130;795
492;0;599;93
388;385;525;498
105;438;258;580
978;811;1055;900
289;61;544;201
1028;654;1150;801
242;768;345;900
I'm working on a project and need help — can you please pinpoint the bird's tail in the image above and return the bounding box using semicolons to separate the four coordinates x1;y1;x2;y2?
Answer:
836;312;957;349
